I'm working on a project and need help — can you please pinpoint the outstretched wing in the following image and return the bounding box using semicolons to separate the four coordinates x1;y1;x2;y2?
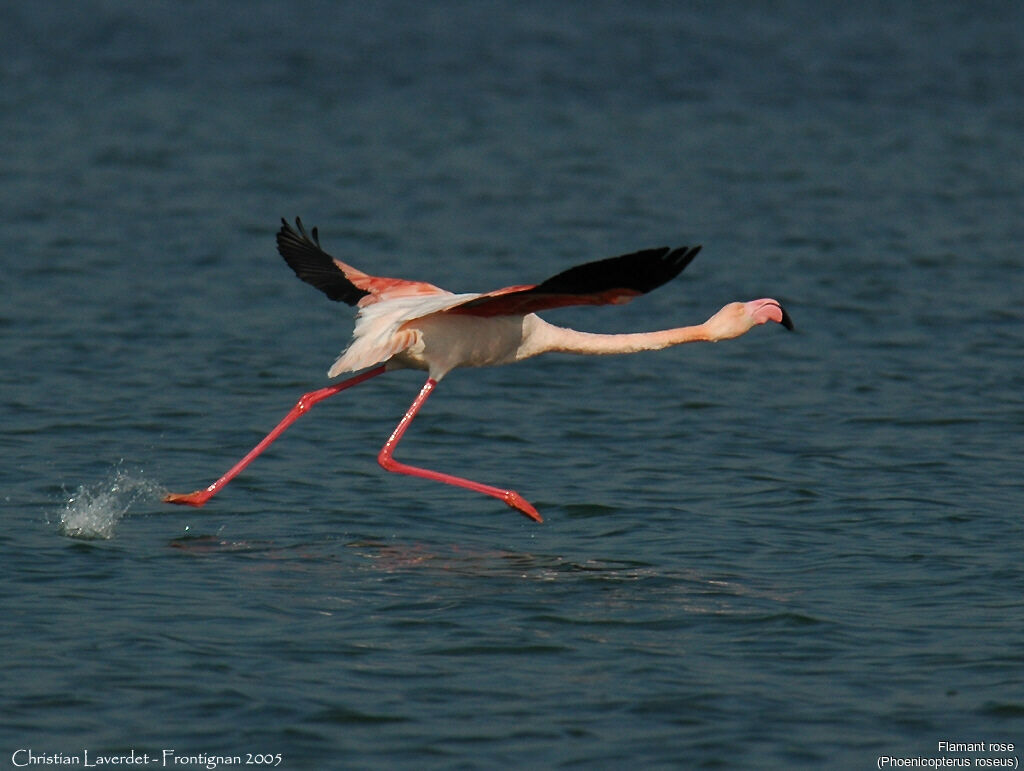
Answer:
276;218;447;306
445;245;702;318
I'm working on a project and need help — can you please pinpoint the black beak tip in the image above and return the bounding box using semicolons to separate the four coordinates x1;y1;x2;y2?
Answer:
779;305;795;331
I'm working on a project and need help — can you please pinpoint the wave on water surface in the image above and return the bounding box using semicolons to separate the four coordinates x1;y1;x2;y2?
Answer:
57;466;167;540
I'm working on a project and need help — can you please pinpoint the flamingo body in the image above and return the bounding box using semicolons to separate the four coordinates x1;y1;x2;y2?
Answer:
164;218;792;521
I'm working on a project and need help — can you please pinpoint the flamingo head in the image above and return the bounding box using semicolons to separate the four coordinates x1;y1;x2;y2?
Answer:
703;298;794;342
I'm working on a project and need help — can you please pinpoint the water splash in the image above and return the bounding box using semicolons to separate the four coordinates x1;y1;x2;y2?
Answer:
58;467;167;540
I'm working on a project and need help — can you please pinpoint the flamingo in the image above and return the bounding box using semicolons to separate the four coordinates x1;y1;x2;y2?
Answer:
164;218;793;522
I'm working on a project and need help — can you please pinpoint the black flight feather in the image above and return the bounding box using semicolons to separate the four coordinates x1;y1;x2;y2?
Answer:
530;245;701;297
276;218;370;306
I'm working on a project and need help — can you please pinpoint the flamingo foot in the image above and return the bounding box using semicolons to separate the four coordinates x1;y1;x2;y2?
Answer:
163;490;214;507
504;491;543;523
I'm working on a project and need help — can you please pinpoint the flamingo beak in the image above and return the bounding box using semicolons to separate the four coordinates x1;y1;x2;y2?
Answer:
746;299;795;331
777;303;794;331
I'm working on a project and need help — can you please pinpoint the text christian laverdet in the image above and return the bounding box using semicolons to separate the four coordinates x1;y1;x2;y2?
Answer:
10;748;283;769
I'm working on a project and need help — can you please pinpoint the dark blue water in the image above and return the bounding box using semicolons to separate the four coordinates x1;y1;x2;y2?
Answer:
3;2;1023;768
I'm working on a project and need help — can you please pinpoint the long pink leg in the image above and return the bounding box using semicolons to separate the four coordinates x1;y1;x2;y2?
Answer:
164;365;387;507
378;378;543;523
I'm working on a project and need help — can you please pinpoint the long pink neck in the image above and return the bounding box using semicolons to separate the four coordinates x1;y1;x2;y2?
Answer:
522;318;709;359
